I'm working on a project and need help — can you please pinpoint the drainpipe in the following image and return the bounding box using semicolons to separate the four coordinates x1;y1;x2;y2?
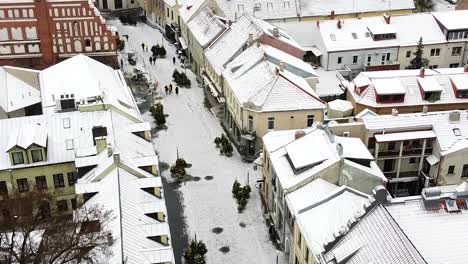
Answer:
435;155;444;186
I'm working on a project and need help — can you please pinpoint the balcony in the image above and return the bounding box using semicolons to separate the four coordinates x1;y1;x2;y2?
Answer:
377;147;433;158
383;171;419;179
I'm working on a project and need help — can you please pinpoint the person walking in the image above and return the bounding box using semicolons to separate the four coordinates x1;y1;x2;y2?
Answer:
149;57;153;65
175;86;179;95
120;59;123;68
164;85;168;95
141;43;145;51
173;57;176;64
169;85;172;94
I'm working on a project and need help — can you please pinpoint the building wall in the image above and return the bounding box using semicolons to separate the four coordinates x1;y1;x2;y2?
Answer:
437;147;468;186
291;223;315;264
96;0;141;10
297;9;414;22
325;48;399;71
398;42;467;69
146;0;166;28
0;0;118;69
0;162;77;211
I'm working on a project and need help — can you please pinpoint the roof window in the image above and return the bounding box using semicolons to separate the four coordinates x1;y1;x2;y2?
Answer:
351;33;357;39
330;34;336;41
453;128;461;136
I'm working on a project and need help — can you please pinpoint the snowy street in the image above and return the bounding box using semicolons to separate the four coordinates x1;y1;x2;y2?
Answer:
109;20;287;264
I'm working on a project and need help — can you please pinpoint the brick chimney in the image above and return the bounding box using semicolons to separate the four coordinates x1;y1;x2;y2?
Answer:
337;20;342;29
227;20;232;27
383;13;391;24
272;27;279;38
248;33;253;46
420;67;425;78
330;10;335;20
279;61;285;72
295;130;305;139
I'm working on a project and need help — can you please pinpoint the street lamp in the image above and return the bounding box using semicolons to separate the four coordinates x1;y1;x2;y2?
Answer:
276;250;279;264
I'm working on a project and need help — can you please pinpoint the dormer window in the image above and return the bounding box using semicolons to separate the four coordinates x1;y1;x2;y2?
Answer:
367;24;396;41
373;78;406;103
31;149;43;162
450;74;468;98
417;77;442;102
11;151;24;165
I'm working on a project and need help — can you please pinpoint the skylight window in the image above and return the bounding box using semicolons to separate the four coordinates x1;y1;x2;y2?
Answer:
63;118;71;129
267;2;273;9
237;4;244;12
453;128;462;136
284;1;290;8
352;33;358;39
330;34;336;41
254;3;261;11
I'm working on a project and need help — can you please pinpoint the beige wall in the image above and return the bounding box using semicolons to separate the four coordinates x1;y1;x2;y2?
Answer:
398;42;467;69
291;223;315;264
437;148;468;186
292;9;413;22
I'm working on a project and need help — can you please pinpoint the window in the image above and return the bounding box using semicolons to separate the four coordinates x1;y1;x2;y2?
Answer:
31;149;43;162
429;65;438;69
330;34;336;41
450;63;460;68
248;115;253;132
254;3;261;11
17;178;29;192
305;247;309;262
0;181;7;195
267;117;275;130
337;56;342;64
453;128;461;136
381;54;386;64
166;8;169;17
388;142;395;151
452;47;462;56
307;115;314;127
351;32;357;39
63;118;71;128
67;172;77;186
283;1;290;8
406;50;412;58
11;152;24;165
409;157;420;164
85;39;91;47
462;164;468;178
352;55;358;64
430;48;440;57
53;174;65;188
35;176;47;190
267;2;273;9
367;55;371;66
237;4;244;11
66;139;74;150
56;200;68;212
448;165;455;174
71;198;77;210
386;53;391;61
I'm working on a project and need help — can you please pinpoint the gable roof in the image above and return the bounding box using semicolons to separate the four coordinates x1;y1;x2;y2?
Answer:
0;66;41;114
187;6;227;48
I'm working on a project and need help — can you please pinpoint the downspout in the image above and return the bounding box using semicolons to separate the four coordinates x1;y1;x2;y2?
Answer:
435;155;444;186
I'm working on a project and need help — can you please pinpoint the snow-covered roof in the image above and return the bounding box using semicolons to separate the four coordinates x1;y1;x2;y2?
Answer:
205;14;301;75
76;166;174;264
277;13;445;53
296;186;370;254
40;55;141;120
179;0;207;23
6;122;47;151
385;187;468;264
215;0;299;21
328;99;353;112
263;126;377;190
187;6;226;48
349;68;468;108
285;178;338;217
362;110;468;155
355;108;378;119
432;10;468;30
375;130;436;143
0;66;41;114
323;205;426;264
223;44;324;112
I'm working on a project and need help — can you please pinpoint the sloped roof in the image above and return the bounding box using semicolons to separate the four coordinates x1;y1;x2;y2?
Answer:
6;122;47;151
187;6;227;48
323;205;426;264
223;44;324;112
432;10;468;30
285;178;338;216
76;167;174;264
349;69;468;108
297;186;370;254
0;66;41;113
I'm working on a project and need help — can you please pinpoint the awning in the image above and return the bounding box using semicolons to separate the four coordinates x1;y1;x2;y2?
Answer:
208;83;219;98
253;153;264;166
309;46;323;57
178;37;187;50
426;154;439;166
375;130;436;143
388;176;419;183
241;133;256;141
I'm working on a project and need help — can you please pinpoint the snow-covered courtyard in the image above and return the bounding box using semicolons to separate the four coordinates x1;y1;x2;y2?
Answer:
109;19;286;264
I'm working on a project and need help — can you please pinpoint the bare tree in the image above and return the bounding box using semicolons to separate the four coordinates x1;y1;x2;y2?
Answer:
0;190;113;264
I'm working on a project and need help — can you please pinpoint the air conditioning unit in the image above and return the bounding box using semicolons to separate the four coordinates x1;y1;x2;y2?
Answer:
343;131;350;137
56;93;77;111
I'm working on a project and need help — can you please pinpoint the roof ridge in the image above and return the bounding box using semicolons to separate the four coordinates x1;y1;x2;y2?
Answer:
279;72;326;105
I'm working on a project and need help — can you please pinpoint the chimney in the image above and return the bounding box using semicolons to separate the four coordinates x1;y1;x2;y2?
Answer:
330;10;335;20
373;185;390;203
272;27;279;38
419;67;425;78
227;20;232;27
449;111;461;122
95;136;107;154
464;64;468;72
422;105;428;114
336;143;343;158
391;108;398;116
337;20;342;29
316;20;320;29
107;145;113;157
294;130;306;139
248;33;253;46
275;67;280;75
279;61;285;72
113;152;120;165
383;13;391;24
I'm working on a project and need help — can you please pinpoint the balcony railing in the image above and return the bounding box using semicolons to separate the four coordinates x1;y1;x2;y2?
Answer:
378;147;433;158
